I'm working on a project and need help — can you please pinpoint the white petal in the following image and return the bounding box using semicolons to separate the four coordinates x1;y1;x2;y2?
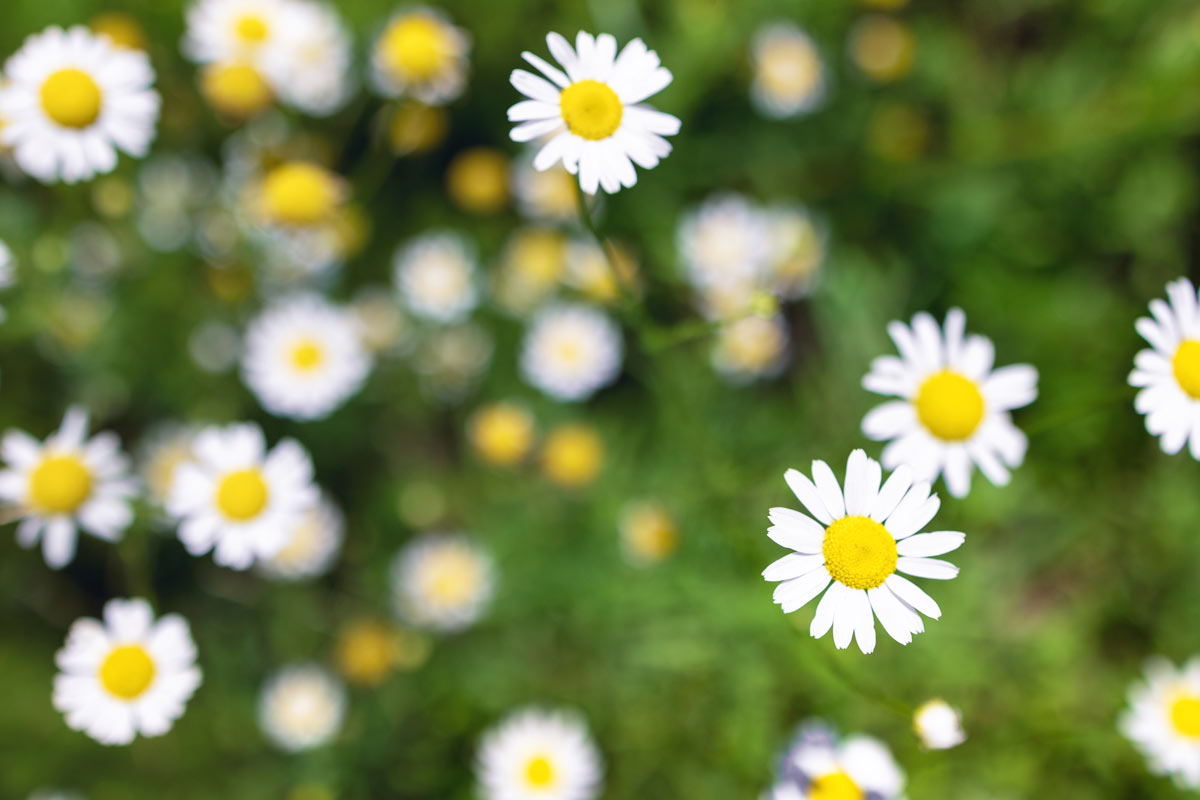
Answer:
811;459;845;519
896;556;959;580
784;468;834;524
896;531;965;557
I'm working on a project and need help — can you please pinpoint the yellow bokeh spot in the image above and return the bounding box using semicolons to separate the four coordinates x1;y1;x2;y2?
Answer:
1171;694;1200;738
446;148;509;214
30;455;93;514
468;403;536;466
201;62;272;119
622;503;679;565
509;229;567;284
867;103;931;163
260;162;342;227
560;80;624;141
216;468;269;521
1173;340;1200;399
426;549;483;606
915;370;985;441
336;619;400;687
91;12;146;50
541;424;604;488
40;68;103;129
525;755;556;787
850;16;916;83
387;101;449;155
822;515;898;590
99;645;156;699
380;15;452;80
290;338;325;372
809;771;865;800
235;14;269;45
758;38;822;100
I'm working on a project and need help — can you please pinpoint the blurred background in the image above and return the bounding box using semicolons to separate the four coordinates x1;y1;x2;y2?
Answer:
3;0;1200;797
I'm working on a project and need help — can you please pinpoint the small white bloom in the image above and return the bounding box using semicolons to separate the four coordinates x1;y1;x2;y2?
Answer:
257;493;343;580
711;314;789;384
1129;278;1200;459
861;308;1038;498
258;663;345;752
477;707;604;800
1121;657;1200;789
750;23;827;119
53;598;201;746
261;1;354;116
391;534;495;632
768;722;904;800
167;422;318;570
183;0;294;66
370;8;470;104
0;407;136;569
393;231;480;323
520;304;623;402
678;193;772;293
0;26;160;183
763;449;964;653
913;698;966;750
508;31;680;194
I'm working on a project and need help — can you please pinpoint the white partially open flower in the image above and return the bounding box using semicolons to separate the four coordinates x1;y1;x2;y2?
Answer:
370;8;470;104
477;707;604;800
391;534;495;632
1130;278;1200;459
53;598;201;746
258;663;345;752
750;23;826;119
508;31;680;194
520;304;623;402
0;26;160;183
913;698;966;750
393;231;480;323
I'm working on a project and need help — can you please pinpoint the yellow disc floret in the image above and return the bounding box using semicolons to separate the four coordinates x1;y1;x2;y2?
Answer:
1171;693;1200;738
201;62;272;119
1173;340;1200;399
290;338;325;372
560;80;623;141
541;424;604;488
468;403;535;466
216;468;269;521
260;162;341;227
525;755;556;787
822;515;898;590
99;644;156;699
30;454;93;514
914;369;985;441
41;68;103;129
234;14;269;45
809;771;864;800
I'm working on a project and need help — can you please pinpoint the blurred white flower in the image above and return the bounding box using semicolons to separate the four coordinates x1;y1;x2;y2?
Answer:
370;8;470;104
913;698;966;750
393;231;480;323
1130;277;1200;460
764;205;826;300
768;721;904;800
189;319;241;373
1122;657;1200;788
258;493;344;580
477;707;603;800
258;663;345;752
391;534;495;632
750;23;826;119
261;1;354;116
183;0;292;65
520;304;623;402
512;152;580;223
678;193;772;294
415;322;494;403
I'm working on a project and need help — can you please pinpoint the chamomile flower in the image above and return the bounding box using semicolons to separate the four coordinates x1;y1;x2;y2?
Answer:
390;534;495;633
1121;657;1200;788
763;449;963;653
913;698;966;750
520;304;623;402
257;493;343;580
253;160;347;230
0;407;135;569
0;26;160;184
370;8;470;104
508;31;680;195
183;0;294;66
258;663;346;752
750;23;827;119
677;193;772;294
1128;278;1200;458
167;422;318;570
393;231;480;323
261;1;354;116
861;308;1037;498
241;294;372;421
477;707;604;800
711;314;790;384
53;598;201;746
768;721;904;800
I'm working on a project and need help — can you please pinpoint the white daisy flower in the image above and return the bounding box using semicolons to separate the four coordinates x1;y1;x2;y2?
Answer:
711;314;790;384
768;722;904;800
520;304;623;402
370;8;470;105
166;422;318;570
508;31;680;195
53;598;201;746
678;193;772;294
393;231;480;323
261;0;354;116
1121;657;1200;789
861;308;1038;498
390;533;495;633
1128;277;1200;458
258;663;345;752
750;23;827;119
241;294;372;421
258;493;343;580
764;205;826;300
913;698;966;750
0;26;160;184
763;449;964;653
183;0;294;66
477;707;603;800
0;407;135;569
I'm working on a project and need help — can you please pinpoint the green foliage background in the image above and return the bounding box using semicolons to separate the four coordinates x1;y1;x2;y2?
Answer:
2;0;1200;797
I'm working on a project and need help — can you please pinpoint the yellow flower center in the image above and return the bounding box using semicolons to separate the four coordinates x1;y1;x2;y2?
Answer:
469;404;535;466
201;62;272;118
541;425;604;488
290;338;325;372
760;40;822;98
426;552;480;605
29;455;93;514
260;162;340;226
235;14;269;44
914;369;985;441
809;771;864;800
215;468;269;521
1171;694;1200;738
40;68;103;129
560;80;623;141
99;644;156;700
822;515;898;590
336;620;398;687
525;755;556;787
91;12;146;50
1173;339;1200;399
446;148;509;214
381;16;451;80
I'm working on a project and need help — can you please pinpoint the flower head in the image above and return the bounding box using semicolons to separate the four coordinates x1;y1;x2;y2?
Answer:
391;534;495;632
259;663;345;752
768;721;904;800
371;8;470;104
477;707;603;800
1129;278;1200;458
520;304;623;402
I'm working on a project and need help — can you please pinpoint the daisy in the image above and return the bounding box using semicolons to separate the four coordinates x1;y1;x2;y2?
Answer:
768;721;904;800
1121;657;1200;788
253;160;346;230
677;193;772;295
258;663;345;752
263;0;353;117
166;422;318;570
477;707;603;800
861;308;1038;498
763;449;963;653
257;493;344;580
468;402;537;467
520;304;623;402
508;31;680;195
913;698;966;750
183;0;294;66
370;8;470;104
241;294;372;421
393;231;480;323
750;23;827;119
53;598;201;746
0;26;160;184
390;534;495;632
1129;278;1200;458
711;314;789;384
0;407;135;569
